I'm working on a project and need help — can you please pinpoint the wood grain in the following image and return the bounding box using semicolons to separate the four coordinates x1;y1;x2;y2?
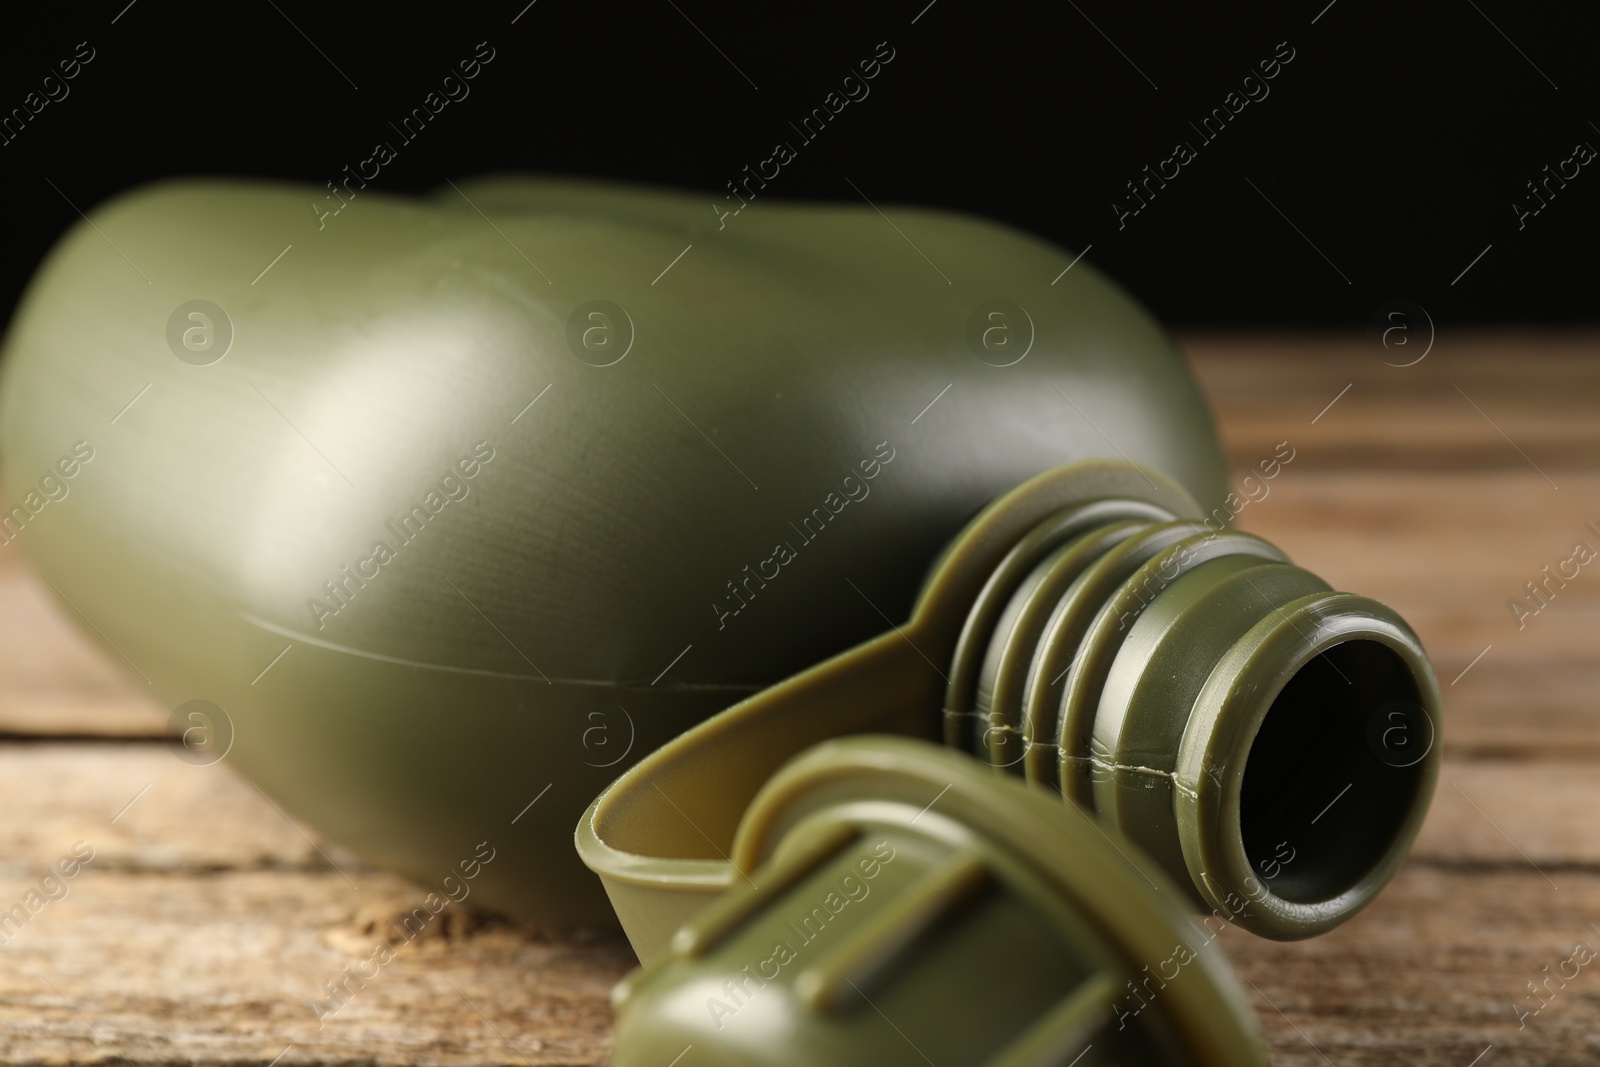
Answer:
0;330;1594;1065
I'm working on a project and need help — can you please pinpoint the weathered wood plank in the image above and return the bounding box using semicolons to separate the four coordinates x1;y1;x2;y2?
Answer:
0;868;631;1067
0;743;629;1066
1227;865;1598;1067
10;863;1600;1067
26;863;1600;1067
1186;330;1600;474
0;743;325;874
0;743;1589;1065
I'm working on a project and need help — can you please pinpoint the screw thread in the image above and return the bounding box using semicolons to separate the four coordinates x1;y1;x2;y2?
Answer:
943;501;1441;938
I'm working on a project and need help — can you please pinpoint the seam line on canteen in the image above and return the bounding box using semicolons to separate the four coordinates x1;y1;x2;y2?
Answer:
236;612;764;691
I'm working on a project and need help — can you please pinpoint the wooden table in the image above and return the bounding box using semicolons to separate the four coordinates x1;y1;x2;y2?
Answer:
0;332;1593;1066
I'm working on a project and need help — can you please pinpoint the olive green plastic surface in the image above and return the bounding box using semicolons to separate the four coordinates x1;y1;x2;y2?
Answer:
0;177;1228;927
609;736;1269;1067
579;462;1442;952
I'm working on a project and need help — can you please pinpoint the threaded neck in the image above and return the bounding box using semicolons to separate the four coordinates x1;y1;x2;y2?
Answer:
943;501;1441;939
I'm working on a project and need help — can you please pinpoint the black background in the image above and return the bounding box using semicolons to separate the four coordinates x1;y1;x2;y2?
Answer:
2;0;1596;329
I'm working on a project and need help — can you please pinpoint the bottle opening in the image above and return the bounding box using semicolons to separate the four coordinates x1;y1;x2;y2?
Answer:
1239;639;1431;906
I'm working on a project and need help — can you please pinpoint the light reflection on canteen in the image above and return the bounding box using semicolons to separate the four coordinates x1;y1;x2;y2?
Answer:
305;440;497;629
565;300;633;367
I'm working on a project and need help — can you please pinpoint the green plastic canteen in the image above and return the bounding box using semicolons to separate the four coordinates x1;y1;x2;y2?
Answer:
609;735;1270;1066
0;176;1435;935
577;458;1441;957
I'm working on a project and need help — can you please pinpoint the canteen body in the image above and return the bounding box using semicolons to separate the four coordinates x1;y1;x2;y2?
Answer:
0;177;1226;926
